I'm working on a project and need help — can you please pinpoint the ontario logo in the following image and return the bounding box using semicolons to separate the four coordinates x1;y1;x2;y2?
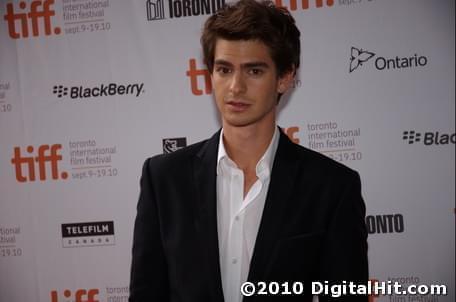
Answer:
403;130;455;146
52;83;144;99
3;0;61;39
146;0;224;21
349;46;428;73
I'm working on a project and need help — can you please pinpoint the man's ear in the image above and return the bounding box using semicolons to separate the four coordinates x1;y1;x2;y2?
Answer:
277;67;296;94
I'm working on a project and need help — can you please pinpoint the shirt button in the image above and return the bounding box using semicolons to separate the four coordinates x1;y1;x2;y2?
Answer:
232;258;238;264
235;216;239;221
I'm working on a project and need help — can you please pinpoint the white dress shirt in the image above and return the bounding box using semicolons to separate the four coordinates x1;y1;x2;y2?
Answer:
216;127;279;302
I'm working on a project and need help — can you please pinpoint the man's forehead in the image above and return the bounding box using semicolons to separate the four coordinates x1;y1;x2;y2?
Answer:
213;38;274;63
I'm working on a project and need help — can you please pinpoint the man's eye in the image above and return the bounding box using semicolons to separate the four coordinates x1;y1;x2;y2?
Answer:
216;67;231;74
249;68;263;75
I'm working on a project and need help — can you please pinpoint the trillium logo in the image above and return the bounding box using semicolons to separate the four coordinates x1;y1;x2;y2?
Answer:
349;47;375;73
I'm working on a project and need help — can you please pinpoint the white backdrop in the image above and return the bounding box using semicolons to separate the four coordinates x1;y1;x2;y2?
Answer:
1;0;454;301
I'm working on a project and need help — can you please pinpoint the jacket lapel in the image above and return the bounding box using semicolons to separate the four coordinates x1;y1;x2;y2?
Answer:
192;130;225;302
247;130;301;282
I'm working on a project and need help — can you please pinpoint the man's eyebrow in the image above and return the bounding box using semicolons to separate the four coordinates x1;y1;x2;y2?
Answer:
213;59;270;69
214;59;233;67
242;62;270;69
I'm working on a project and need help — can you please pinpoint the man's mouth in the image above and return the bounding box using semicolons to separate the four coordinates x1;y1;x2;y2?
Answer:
226;101;250;112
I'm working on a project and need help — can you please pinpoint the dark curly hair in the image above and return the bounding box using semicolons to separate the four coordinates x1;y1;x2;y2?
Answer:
201;0;301;77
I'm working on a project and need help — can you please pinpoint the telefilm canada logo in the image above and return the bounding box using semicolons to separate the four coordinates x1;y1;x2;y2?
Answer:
61;221;115;248
146;0;224;21
52;83;144;100
162;137;187;153
349;46;428;73
402;130;455;146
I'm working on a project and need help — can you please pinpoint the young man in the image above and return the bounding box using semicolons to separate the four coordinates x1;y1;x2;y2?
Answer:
129;1;368;301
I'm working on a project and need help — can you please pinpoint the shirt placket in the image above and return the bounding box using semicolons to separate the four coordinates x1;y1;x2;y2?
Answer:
227;167;244;302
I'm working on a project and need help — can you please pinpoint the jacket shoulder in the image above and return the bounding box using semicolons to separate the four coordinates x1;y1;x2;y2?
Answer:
289;142;359;179
142;138;210;174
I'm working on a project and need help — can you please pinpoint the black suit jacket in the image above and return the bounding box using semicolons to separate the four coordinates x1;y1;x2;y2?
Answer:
129;129;368;302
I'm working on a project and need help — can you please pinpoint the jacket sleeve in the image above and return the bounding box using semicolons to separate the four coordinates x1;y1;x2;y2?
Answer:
129;158;170;302
318;171;369;302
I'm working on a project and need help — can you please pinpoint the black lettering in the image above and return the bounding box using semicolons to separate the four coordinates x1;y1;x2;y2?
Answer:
117;85;126;95
168;0;174;18
173;0;182;17
83;88;91;98
99;84;108;96
108;83;117;95
387;58;396;69
92;87;100;97
70;87;79;98
401;57;409;68
451;133;455;144
201;0;210;14
192;0;201;15
439;134;449;144
376;215;388;233
385;214;394;233
418;56;427;66
365;216;376;234
216;0;224;11
375;57;386;70
423;132;434;145
393;214;404;233
183;0;191;16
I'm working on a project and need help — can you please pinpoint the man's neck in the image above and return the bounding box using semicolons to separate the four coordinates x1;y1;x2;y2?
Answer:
222;120;276;172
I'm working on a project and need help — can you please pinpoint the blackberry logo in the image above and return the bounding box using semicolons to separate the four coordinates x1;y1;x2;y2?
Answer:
52;83;144;99
402;131;421;144
349;46;375;73
53;85;68;98
163;137;187;154
402;130;455;146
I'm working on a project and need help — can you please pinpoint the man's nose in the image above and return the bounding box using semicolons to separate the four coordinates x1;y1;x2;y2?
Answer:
229;71;247;95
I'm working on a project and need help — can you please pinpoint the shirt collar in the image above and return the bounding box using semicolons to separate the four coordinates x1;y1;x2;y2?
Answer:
216;126;280;179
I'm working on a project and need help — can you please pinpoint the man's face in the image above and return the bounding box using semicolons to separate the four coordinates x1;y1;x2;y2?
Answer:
211;39;292;129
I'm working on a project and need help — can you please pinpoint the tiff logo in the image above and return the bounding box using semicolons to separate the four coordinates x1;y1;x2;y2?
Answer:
274;0;334;11
283;126;300;144
3;0;61;39
186;58;212;95
402;131;421;144
146;0;165;20
11;144;68;182
51;289;99;302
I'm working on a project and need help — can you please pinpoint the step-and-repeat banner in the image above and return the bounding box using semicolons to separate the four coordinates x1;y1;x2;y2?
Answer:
1;0;454;301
